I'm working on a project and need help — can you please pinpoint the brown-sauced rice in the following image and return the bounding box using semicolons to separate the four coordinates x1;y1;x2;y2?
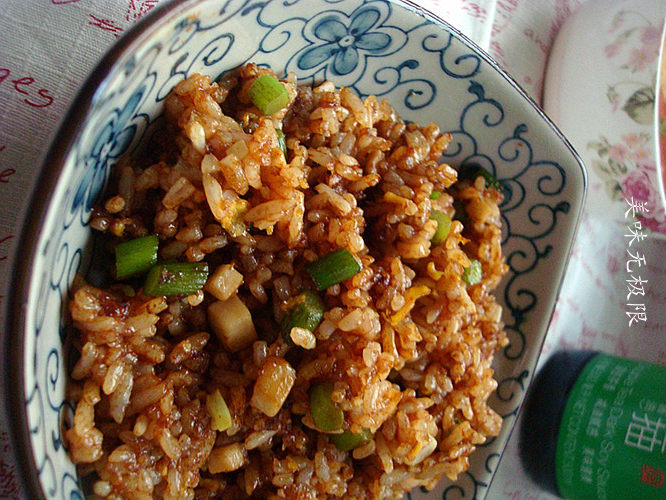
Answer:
65;62;508;499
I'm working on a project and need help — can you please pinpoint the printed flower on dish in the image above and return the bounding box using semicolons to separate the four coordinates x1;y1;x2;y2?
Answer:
587;133;666;235
602;13;662;125
621;168;666;234
628;45;657;73
605;11;662;73
621;168;658;214
587;133;651;197
292;3;406;85
638;205;666;233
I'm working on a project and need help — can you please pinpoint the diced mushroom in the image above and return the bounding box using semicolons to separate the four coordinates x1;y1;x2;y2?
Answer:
208;442;247;474
206;264;244;301
250;357;296;417
208;295;257;352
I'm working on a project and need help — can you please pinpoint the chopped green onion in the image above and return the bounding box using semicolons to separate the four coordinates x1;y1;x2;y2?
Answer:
247;74;289;115
453;200;469;225
429;190;441;200
458;164;502;191
462;259;482;286
276;129;287;158
115;235;159;280
206;389;232;432
281;290;326;345
330;428;374;451
430;210;451;245
309;381;344;432
144;262;209;296
306;248;361;291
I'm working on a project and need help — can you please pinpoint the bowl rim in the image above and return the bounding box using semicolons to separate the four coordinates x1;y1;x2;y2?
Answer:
4;1;588;498
654;20;666;213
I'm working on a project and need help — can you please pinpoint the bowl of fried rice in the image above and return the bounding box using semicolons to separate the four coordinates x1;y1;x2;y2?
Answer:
6;0;586;499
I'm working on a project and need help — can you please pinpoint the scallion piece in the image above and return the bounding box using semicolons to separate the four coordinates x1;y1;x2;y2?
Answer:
430;210;451;245
144;262;209;296
306;248;361;291
281;290;325;345
462;259;482;286
309;381;344;432
458;164;502;191
429;190;441;200
330;428;374;451
247;74;289;115
276;129;287;158
115;235;159;280
206;389;232;432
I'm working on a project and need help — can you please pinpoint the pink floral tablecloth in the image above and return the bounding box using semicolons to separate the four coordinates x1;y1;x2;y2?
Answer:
1;0;663;498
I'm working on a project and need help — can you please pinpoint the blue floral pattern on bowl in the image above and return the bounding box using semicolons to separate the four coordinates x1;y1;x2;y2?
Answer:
11;0;586;498
297;4;399;75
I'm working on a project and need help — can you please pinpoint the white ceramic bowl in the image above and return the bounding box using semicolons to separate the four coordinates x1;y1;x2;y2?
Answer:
5;0;586;498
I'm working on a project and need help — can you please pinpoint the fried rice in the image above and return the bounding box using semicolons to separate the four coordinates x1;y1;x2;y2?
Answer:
65;62;508;499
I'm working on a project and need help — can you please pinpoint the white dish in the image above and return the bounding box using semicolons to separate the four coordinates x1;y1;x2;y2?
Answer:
544;0;666;235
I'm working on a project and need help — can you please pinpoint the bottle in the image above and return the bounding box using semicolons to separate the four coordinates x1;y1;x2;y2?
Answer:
520;350;666;499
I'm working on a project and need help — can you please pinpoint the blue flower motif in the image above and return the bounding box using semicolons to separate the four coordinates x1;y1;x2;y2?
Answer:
71;89;143;213
298;7;392;76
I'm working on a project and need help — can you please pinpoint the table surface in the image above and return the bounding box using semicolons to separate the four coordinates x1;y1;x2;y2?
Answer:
1;0;664;499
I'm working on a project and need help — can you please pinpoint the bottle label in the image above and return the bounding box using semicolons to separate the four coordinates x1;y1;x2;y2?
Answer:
555;353;666;499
